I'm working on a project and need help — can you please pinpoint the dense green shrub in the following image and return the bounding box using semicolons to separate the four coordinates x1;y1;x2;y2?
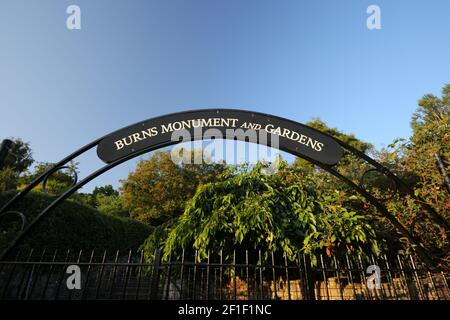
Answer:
0;191;152;253
142;162;385;265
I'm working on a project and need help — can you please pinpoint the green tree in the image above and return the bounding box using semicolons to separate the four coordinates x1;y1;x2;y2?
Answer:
93;184;119;198
377;84;450;257
294;119;373;182
0;138;34;192
1;138;34;173
96;193;129;218
121;150;225;225
306;118;373;153
78;185;120;208
0;167;17;192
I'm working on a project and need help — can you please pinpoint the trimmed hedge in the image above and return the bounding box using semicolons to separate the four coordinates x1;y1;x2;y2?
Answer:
0;191;152;253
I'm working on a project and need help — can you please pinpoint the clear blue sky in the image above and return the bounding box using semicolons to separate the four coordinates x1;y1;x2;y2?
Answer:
1;0;449;192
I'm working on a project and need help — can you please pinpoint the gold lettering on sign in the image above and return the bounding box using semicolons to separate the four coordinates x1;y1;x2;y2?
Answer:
161;118;238;133
264;124;323;152
113;117;324;153
114;127;158;150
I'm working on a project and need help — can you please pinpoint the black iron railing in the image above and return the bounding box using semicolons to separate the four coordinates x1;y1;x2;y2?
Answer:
0;248;448;300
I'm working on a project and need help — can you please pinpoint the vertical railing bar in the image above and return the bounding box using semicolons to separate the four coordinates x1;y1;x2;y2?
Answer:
94;250;108;300
219;250;223;300
245;250;250;300
206;250;210;300
296;253;306;300
271;251;277;300
259;250;263;300
426;268;439;300
440;271;450;298
40;249;59;300
397;255;412;299
14;248;35;300
25;248;47;300
19;248;46;300
382;254;398;300
135;250;144;300
186;265;191;299
233;250;237;300
253;254;257;300
180;249;185;300
81;249;95;300
199;264;204;300
149;249;161;300
214;267;218;300
345;255;357;300
333;255;344;300
121;250;133;300
409;255;426;300
18;249;37;300
357;254;371;300
164;253;172;300
303;254;315;301
193;250;198;300
108;250;120;300
197;257;203;299
55;249;71;300
284;253;291;300
320;254;329;300
253;260;257;301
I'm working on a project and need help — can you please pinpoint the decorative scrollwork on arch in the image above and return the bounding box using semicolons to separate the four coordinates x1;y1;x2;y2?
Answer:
0;210;27;233
359;167;399;202
42;165;78;196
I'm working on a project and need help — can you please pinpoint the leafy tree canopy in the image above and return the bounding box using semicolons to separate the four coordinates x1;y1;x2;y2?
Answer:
1;138;33;174
121;150;226;225
376;84;450;256
0;138;33;192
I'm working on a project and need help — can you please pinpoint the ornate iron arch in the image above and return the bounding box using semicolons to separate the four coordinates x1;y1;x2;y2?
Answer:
1;109;448;266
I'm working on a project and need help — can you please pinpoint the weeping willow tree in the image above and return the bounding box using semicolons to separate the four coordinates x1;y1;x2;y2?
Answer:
141;160;385;265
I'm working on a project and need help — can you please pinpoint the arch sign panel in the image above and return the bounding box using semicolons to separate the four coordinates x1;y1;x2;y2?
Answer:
97;109;343;166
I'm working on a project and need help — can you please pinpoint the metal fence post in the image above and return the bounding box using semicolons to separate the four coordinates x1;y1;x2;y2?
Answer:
150;249;161;300
0;249;448;300
303;255;316;300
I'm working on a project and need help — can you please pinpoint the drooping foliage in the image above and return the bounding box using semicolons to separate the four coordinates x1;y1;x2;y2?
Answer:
142;161;384;264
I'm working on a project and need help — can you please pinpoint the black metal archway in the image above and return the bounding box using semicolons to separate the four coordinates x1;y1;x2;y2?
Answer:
1;109;448;266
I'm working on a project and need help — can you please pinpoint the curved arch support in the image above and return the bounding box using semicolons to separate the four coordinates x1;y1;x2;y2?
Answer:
1;109;447;266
